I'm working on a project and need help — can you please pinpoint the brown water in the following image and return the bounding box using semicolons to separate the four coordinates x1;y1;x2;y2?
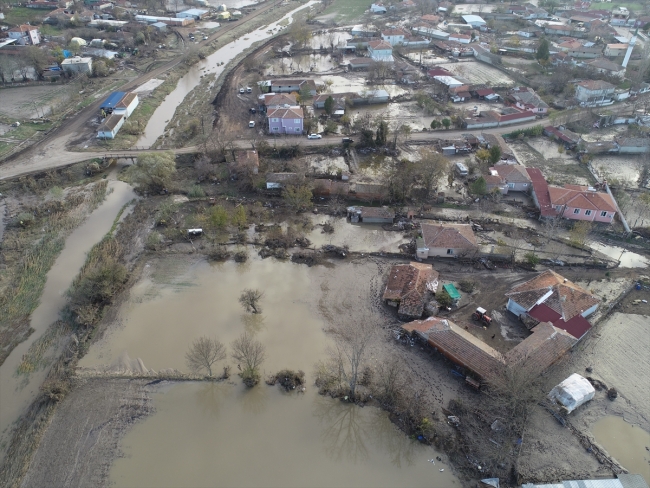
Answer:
136;1;320;148
0;180;136;455
306;216;406;252
112;383;459;488
82;256;459;487
592;416;650;484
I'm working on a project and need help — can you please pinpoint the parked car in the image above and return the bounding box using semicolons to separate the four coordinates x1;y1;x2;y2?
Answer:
307;133;322;139
246;87;252;93
203;35;209;40
342;137;354;144
249;121;255;128
249;107;257;113
239;88;245;93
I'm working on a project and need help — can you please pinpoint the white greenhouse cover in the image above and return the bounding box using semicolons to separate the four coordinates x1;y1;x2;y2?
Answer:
548;373;595;413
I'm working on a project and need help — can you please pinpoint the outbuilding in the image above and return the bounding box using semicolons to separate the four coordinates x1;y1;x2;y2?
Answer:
113;92;139;118
100;91;126;114
359;206;394;224
61;56;93;74
97;113;125;139
176;8;208;20
462;14;486;28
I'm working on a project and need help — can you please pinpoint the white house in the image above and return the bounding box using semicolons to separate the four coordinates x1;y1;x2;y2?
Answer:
368;40;394;62
449;33;472;44
370;3;387;13
574;80;616;105
113;92;139;118
462;15;486;28
417;223;478;258
381;28;407;46
97;113;125;139
61;56;93;74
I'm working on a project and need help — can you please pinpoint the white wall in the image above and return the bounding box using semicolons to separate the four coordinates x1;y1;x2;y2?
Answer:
507;298;528;317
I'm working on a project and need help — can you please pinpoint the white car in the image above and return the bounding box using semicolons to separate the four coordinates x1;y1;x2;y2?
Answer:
203;35;209;40
307;133;322;139
249;121;255;128
239;88;245;94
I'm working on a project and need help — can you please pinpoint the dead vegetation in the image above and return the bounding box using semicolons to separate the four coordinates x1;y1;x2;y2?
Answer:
266;369;306;391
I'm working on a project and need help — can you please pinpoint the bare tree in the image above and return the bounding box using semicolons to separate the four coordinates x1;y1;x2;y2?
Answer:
541;216;562;243
239;289;264;314
186;336;227;377
569;220;594;248
232;332;266;386
328;321;377;400
415;148;451;199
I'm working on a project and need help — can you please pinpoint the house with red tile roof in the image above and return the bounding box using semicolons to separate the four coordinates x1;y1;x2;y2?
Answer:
418;223;478;258
548;184;617;223
505;270;600;340
508;86;548;114
527;167;556;218
383;262;438;319
492;165;532;192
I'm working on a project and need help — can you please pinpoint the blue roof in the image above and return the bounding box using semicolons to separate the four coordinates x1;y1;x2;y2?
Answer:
101;92;126;110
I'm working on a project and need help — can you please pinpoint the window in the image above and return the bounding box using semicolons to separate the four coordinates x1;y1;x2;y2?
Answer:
585;210;592;216
295;128;300;132
522;183;528;187
272;118;279;122
447;249;454;255
601;211;608;217
272;127;279;131
573;208;580;214
294;119;301;123
508;183;515;189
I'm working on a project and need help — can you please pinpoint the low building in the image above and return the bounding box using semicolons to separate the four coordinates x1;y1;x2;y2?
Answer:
508;86;548;115
522;474;649;488
418;223;478;258
134;14;194;26
380;28;407;46
506;270;600;340
584;57;625;78
482;133;515;160
97;113;125;139
313;92;354;110
263;79;318;96
259;93;298;110
383;262;438;319
543;125;580;148
61;56;93;74
113;92;139;118
462;14;486;28
359;206;394;224
351;183;388;202
616;137;650;154
527;167;556;218
549;184;617;223
484;172;508;194
176;8;208;20
370;3;387;14
493;165;532;192
7;25;41;45
368;40;394;62
449;33;472;44
267;105;304;135
266;172;297;189
100;91;126;115
347;58;372;70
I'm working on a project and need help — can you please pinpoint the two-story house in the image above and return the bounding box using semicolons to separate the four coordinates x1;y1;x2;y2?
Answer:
508;86;548;115
7;25;41;45
574;80;615;106
266;105;304;135
380;28;407;46
367;40;394;62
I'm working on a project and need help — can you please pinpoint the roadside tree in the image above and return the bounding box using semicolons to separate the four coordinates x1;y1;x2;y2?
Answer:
232;332;266;386
323;95;335;115
131;152;177;192
430;119;440;129
239;288;264;314
186;336;227;377
441;118;451;129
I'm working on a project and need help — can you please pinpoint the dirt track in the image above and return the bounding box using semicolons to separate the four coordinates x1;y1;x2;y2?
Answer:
20;378;153;488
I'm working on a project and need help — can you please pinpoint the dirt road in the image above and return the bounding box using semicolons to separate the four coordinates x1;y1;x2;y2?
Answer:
0;119;545;181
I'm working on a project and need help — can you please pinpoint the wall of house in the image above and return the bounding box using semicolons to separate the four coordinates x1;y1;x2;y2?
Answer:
581;303;599;318
593;211;614;223
561;206;597;221
362;217;393;224
507;181;530;192
506;298;528;317
268;118;303;134
427;247;474;257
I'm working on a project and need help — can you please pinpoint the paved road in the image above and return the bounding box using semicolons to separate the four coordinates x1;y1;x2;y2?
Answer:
0;119;547;180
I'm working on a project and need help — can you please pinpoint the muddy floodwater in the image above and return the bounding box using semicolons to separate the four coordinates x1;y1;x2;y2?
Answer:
0;179;136;457
136;1;319;148
81;256;458;486
593;416;650;484
591;242;650;268
112;383;458;488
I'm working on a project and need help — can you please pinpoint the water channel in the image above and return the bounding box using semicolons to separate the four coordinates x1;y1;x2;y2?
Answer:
80;257;459;486
136;0;320;148
592;416;650;484
0;178;136;456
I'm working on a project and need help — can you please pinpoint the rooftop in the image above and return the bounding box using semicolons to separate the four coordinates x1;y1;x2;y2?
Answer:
421;223;477;250
494;164;531;183
548;185;617;212
383;262;438;319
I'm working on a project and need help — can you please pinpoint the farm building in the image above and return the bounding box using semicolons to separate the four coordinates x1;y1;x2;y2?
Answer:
417;223;478;258
383;262;438;319
61;56;92;74
505;270;600;340
113;92;139;118
176;8;208;20
97;114;125;139
100;92;126;114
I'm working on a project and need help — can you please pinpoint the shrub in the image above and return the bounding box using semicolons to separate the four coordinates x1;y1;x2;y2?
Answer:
188;185;206;198
146;231;162;250
525;252;540;265
16;212;35;227
459;280;476;293
436;290;453;308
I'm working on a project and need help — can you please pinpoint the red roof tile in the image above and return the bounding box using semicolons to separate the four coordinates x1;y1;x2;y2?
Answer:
527;167;556;217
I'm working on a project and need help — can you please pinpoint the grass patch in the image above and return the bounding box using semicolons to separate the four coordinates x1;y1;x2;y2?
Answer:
2;6;46;25
319;0;369;23
38;24;64;36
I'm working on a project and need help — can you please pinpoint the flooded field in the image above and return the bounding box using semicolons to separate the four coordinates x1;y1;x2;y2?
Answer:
266;53;339;75
306;216;406;251
136;0;319;148
593;416;650;484
591;242;649;268
591;154;642;186
111;382;458;488
78;255;458;487
0;179;136;456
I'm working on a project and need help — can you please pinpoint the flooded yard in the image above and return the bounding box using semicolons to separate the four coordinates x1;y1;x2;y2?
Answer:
434;61;516;87
75;255;458;487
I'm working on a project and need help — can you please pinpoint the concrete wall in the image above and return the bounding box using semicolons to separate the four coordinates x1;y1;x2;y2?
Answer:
427;247;475;257
507;298;527;317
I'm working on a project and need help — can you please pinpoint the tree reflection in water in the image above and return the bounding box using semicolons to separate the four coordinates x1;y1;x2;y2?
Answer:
241;313;265;335
237;381;269;414
194;381;230;419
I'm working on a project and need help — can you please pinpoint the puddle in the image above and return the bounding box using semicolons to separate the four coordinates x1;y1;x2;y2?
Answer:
307;216;406;252
136;1;320;148
591;243;649;268
592;416;650;484
0;180;136;456
111;382;458;487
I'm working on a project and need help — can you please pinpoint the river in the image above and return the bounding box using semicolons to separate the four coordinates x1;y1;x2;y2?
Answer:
80;257;459;486
136;0;320;148
0;177;136;457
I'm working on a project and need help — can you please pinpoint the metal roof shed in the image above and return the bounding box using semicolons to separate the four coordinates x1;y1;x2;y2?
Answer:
100;91;126;112
442;283;461;301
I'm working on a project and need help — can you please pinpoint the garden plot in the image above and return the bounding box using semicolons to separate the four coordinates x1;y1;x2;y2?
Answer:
435;60;517;87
